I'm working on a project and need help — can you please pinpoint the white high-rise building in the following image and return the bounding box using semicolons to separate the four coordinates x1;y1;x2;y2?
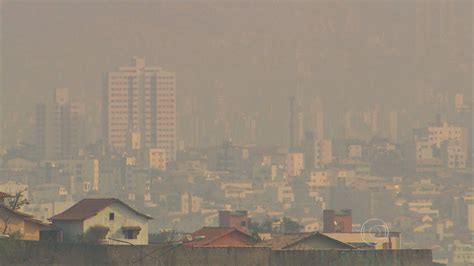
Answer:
104;57;176;160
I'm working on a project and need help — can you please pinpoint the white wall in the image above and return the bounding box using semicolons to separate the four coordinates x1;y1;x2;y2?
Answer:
83;203;149;245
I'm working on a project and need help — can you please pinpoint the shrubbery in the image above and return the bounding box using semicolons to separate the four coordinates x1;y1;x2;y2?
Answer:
77;225;110;244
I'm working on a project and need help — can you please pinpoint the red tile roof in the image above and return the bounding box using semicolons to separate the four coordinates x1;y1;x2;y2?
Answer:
185;227;256;247
49;198;153;221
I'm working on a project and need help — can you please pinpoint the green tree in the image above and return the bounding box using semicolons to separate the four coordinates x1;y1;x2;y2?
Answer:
281;217;302;233
248;217;273;234
78;225;110;244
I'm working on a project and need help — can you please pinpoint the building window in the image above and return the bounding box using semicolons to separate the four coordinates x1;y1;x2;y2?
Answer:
122;227;141;239
125;230;136;239
240;220;247;227
109;213;115;220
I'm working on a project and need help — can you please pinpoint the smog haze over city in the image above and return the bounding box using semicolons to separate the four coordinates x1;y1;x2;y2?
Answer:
0;1;472;265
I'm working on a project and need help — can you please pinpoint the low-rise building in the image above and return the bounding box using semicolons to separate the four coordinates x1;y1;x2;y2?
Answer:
347;144;363;159
286;152;304;177
184;227;257;247
452;240;474;265
219;210;249;232
307;171;329;188
315;139;332;169
148;148;167;171
441;140;466;169
427;122;466;148
50;198;153;245
41;159;100;192
416;138;433;160
0;204;47;241
323;209;352;233
277;185;294;204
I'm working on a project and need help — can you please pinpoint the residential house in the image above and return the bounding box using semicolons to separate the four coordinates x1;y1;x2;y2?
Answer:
50;198;153;245
301;219;320;233
0;198;47;241
219;210;249;233
184;227;258;247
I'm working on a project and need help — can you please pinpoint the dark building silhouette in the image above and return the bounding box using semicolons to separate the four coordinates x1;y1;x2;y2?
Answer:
323;209;352;233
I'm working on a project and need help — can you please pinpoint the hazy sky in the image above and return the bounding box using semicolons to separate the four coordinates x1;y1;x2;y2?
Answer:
1;0;471;145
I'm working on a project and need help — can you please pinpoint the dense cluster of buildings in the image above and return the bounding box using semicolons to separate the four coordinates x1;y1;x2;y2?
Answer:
0;58;471;266
1;192;419;265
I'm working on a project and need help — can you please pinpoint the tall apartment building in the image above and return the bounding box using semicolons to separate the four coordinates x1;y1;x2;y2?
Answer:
286;151;304;177
303;132;316;169
315;139;332;169
427;122;466;148
104;57;176;160
465;192;474;232
455;93;466;112
441;140;466;169
288;97;304;148
388;110;398;143
344;111;353;139
35;88;85;159
310;96;324;139
303;133;332;170
370;107;379;135
416;138;433;160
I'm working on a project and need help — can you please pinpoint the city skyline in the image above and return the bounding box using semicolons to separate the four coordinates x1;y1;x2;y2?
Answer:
0;1;472;265
1;1;471;148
